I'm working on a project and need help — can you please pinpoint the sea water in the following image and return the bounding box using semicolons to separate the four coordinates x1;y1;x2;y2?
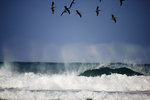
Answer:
0;62;150;100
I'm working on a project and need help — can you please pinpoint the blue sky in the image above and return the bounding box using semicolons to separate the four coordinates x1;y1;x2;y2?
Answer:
0;0;150;63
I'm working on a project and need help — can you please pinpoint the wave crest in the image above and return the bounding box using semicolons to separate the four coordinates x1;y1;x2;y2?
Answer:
79;67;143;77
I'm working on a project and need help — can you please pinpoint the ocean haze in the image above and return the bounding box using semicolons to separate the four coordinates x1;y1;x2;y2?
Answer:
1;43;150;63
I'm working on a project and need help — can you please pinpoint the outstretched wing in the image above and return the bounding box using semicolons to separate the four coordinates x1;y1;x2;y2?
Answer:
51;8;54;14
76;11;82;18
96;11;99;16
96;6;99;11
113;18;116;23
66;9;70;14
69;0;75;9
69;3;73;9
61;10;66;16
120;0;122;6
96;6;100;16
79;13;82;18
51;1;54;7
120;0;124;6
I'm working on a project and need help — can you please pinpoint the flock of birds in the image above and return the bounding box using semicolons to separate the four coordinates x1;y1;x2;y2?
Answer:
51;0;125;23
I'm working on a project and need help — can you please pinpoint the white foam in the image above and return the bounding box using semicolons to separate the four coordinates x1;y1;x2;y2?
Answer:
0;69;150;91
1;68;150;99
0;90;150;100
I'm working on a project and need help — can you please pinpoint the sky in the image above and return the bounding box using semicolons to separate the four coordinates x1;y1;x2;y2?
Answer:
0;0;150;63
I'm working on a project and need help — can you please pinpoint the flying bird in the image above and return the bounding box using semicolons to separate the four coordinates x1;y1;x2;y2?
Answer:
64;6;70;14
76;10;82;18
69;0;75;9
60;6;70;16
96;6;101;16
112;14;117;23
51;1;55;14
120;0;124;6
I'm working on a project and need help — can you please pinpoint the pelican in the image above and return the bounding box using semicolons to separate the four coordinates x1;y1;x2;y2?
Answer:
60;6;70;16
96;6;101;16
112;14;117;23
69;0;75;9
51;1;55;14
64;6;70;14
120;0;124;6
76;10;82;18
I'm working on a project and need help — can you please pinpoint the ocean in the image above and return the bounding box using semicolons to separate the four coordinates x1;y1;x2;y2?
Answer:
0;62;150;100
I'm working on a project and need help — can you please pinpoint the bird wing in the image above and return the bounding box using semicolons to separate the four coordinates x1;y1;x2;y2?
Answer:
66;9;70;14
112;14;114;17
112;17;116;23
52;2;54;6
96;6;98;11
69;0;75;9
69;3;73;9
77;11;82;18
120;0;123;6
51;8;54;14
61;10;66;16
114;18;116;23
79;13;82;18
96;11;99;16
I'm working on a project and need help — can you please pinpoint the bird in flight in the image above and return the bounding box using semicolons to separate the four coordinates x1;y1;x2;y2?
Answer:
76;10;82;18
60;6;70;16
112;14;117;23
120;0;124;6
51;1;55;14
69;0;75;9
96;6;101;16
64;6;70;14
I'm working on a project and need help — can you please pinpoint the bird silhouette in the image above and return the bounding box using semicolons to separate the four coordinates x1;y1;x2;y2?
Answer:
69;0;75;9
120;0;124;6
112;14;117;23
76;10;82;18
99;0;102;3
60;6;70;16
96;6;101;16
64;6;70;14
51;1;55;14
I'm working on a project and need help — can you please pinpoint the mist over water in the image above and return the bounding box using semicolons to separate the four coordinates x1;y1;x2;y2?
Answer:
1;43;150;99
2;43;150;63
0;62;150;100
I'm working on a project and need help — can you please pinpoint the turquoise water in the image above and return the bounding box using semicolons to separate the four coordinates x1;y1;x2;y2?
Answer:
0;62;150;100
0;62;150;75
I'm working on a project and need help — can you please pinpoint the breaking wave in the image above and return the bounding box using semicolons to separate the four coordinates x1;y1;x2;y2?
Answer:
0;62;150;75
0;62;150;99
80;67;143;76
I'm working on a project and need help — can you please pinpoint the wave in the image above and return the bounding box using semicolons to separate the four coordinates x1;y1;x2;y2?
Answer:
79;67;143;76
1;89;150;100
0;62;150;99
0;71;150;92
0;62;150;75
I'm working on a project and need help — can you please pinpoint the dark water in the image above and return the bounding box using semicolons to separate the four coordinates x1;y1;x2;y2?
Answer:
0;62;150;76
0;62;150;100
80;67;143;76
